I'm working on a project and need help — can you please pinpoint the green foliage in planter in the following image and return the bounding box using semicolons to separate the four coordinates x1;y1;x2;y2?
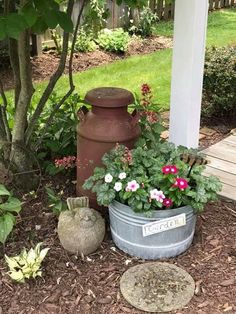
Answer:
74;29;97;53
0;185;22;244
83;143;222;214
5;243;49;283
202;46;236;122
96;28;130;53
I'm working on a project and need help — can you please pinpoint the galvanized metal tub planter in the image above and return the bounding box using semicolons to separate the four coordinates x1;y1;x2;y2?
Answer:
109;201;197;260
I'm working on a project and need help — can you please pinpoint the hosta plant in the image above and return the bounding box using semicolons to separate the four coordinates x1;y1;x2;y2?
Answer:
83;142;222;214
5;243;50;283
0;185;22;244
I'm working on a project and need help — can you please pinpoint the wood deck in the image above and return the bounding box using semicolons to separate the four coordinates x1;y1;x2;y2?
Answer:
203;134;236;201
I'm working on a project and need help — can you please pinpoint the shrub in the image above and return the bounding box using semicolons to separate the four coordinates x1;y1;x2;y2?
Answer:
96;28;130;53
74;29;97;53
33;92;81;175
129;7;159;37
202;47;236;122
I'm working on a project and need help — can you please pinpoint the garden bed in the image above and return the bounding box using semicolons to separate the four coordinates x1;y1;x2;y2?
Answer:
0;35;172;91
0;181;235;314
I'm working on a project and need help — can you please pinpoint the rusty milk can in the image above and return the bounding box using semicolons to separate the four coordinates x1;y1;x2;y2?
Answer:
77;87;141;207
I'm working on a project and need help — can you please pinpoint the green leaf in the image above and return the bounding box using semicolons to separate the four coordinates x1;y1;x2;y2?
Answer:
0;184;10;196
0;197;22;213
57;11;73;33
21;3;37;27
6;13;28;39
0;213;15;244
43;10;59;29
33;0;47;11
31;16;48;34
83;178;95;190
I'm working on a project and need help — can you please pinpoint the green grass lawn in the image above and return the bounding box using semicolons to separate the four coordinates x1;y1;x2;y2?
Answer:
25;8;236;110
154;8;236;47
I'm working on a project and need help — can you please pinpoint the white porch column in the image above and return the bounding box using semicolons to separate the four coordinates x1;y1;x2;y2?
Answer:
169;0;209;148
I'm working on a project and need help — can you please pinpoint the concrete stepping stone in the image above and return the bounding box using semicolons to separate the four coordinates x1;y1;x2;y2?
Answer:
120;262;195;313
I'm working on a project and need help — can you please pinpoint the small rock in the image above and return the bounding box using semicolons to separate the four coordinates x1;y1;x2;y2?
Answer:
97;296;112;304
0;305;2;314
220;278;235;287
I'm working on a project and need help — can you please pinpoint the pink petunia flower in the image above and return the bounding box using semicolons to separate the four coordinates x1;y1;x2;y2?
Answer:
162;165;171;174
162;165;178;175
126;180;140;192
163;198;173;207
173;178;188;189
150;189;165;203
170;165;178;174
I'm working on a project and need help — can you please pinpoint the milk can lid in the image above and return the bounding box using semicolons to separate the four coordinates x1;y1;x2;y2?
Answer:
84;87;134;108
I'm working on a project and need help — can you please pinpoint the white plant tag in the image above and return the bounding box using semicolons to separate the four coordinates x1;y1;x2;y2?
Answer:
142;213;186;237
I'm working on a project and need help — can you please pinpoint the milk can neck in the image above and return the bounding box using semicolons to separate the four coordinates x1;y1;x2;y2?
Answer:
91;105;128;116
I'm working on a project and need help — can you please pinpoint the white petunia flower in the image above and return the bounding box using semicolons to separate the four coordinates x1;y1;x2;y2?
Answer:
150;189;165;202
105;173;113;183
114;182;122;192
119;172;127;180
126;180;140;192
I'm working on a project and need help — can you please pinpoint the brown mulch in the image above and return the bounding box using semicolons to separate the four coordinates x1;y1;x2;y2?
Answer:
0;35;172;91
0;183;235;314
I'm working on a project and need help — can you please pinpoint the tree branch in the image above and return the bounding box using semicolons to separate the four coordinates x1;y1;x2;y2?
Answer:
8;0;21;107
12;28;34;144
0;79;11;142
34;0;87;150
9;39;21;107
25;0;75;145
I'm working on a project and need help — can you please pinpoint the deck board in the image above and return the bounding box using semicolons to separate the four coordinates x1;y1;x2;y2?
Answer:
202;134;236;202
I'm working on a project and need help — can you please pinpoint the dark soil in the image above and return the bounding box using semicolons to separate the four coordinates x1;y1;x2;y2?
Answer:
0;180;235;314
0;35;172;91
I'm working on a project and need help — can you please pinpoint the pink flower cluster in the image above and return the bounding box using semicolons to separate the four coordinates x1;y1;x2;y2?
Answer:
162;165;178;175
173;178;188;190
55;156;77;169
162;165;188;190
